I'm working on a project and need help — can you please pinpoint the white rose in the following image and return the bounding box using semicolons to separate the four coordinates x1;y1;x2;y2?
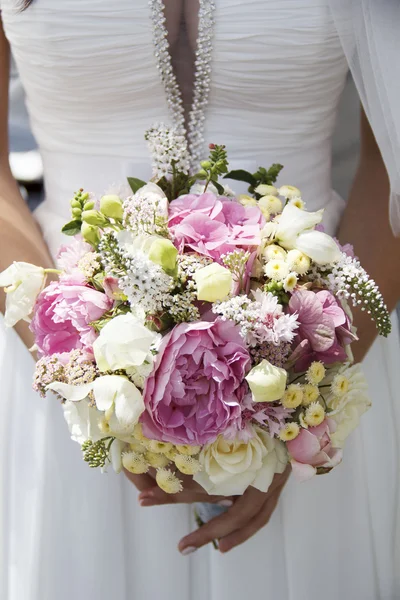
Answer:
49;374;145;442
326;364;371;448
194;426;288;496
246;359;287;402
0;262;46;327
93;313;159;372
296;230;341;265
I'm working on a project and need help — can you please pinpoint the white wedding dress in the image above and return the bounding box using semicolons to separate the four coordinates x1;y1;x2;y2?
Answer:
1;1;399;599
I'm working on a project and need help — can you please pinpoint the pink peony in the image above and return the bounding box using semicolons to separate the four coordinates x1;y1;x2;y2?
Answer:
31;281;113;356
288;289;351;371
168;193;264;261
142;319;251;445
287;418;342;481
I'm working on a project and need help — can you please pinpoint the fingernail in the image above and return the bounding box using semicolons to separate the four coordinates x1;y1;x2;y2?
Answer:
218;499;233;508
180;546;197;556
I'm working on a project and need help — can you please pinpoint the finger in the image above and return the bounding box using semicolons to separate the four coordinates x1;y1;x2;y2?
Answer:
178;486;266;553
139;485;233;507
123;469;156;491
218;487;281;553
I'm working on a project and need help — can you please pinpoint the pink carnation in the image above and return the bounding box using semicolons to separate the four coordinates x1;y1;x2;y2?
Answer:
57;237;92;272
31;281;112;356
168;193;264;261
142;319;251;445
287;418;342;481
289;289;351;371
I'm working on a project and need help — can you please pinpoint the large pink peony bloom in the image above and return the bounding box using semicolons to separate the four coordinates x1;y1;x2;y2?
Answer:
168;193;264;261
288;289;353;371
31;281;113;356
142;319;251;445
287;418;342;481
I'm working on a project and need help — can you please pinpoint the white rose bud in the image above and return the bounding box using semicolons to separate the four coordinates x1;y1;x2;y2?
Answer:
246;359;287;403
193;263;232;302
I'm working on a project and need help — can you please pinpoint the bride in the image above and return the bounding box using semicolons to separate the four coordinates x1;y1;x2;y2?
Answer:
1;1;400;599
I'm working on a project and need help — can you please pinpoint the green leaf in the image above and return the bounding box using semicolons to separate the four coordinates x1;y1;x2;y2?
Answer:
224;169;257;186
127;177;147;194
61;219;82;236
264;163;284;184
212;180;225;195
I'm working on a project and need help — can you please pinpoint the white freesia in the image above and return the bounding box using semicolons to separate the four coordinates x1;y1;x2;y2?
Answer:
62;399;104;444
62;401;124;472
49;374;145;441
275;203;323;249
93;313;159;372
0;262;46;326
194;425;288;496
326;364;371;448
295;230;342;265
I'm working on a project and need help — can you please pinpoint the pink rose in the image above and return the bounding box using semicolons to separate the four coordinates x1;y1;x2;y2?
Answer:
289;289;351;371
142;319;251;445
287;418;342;481
168;193;264;261
31;281;113;356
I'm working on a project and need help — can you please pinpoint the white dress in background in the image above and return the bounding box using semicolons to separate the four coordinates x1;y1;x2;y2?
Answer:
0;1;399;599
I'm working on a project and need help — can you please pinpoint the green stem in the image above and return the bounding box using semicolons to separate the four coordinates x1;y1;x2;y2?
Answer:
44;268;62;275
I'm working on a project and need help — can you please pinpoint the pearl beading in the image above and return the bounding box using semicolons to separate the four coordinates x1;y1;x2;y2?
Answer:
149;0;216;169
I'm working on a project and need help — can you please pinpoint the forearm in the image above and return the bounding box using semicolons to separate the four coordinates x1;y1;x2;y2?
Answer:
337;154;400;362
0;167;53;347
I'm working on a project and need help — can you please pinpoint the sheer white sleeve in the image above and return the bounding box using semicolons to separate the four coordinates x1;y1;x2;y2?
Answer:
329;0;400;235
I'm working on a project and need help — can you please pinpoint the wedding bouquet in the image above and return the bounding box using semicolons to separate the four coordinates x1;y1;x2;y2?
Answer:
0;125;391;498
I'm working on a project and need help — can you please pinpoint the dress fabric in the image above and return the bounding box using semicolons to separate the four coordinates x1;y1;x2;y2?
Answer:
0;1;399;599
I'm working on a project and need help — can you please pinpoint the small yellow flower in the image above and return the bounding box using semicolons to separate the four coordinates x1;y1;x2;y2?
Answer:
145;451;171;469
156;469;183;494
304;402;325;427
286;249;311;275
259;195;283;215
133;423;145;442
289;197;305;210
299;412;309;429
237;194;258;207
176;444;201;456
306;361;326;385
278;185;301;199
331;374;350;397
174;454;202;475
283;272;298;293
282;384;304;409
129;440;147;453
264;259;290;281
148;440;173;454
165;447;178;461
263;244;287;262
122;451;149;475
255;184;278;197
302;384;320;406
279;422;300;441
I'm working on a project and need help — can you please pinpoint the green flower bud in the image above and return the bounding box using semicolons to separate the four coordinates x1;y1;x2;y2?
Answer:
200;160;211;170
81;192;90;202
81;222;100;247
71;199;82;209
197;169;207;178
72;207;82;218
148;238;178;275
81;210;108;227
100;195;123;220
83;200;95;210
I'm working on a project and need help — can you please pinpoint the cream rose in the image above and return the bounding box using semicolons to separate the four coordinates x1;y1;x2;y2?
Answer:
326;364;371;448
194;425;288;496
246;359;287;402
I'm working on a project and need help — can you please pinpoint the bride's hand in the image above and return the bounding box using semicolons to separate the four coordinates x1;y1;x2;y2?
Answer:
133;467;290;553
